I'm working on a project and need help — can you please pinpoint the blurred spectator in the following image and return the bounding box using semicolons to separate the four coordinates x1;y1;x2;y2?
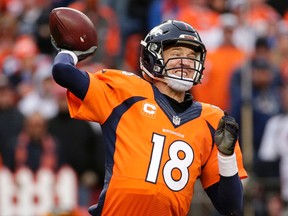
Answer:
16;0;55;42
126;0;153;36
48;86;105;207
34;0;56;55
208;0;230;14
121;33;142;74
2;34;39;87
229;54;282;215
192;13;246;111
271;23;288;84
227;0;274;54
68;0;121;68
229;36;282;163
267;0;288;16
258;84;288;214
0;12;18;68
249;0;281;33
230;57;282;165
266;193;284;216
176;0;221;50
12;112;60;172
2;34;57;119
252;36;274;62
17;64;58;120
0;74;24;170
147;0;183;30
14;0;42;34
51;0;76;8
227;8;255;54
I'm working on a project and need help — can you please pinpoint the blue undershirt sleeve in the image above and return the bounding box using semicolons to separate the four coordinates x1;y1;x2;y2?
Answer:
52;53;89;101
205;174;243;215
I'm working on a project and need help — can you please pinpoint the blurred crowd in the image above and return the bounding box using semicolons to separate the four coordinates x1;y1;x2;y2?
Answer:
1;0;288;215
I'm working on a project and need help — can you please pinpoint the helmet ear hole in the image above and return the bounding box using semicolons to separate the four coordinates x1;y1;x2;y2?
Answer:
144;54;152;65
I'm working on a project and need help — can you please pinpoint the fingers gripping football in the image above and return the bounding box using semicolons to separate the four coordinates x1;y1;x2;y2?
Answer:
74;46;97;61
214;115;239;156
51;36;97;62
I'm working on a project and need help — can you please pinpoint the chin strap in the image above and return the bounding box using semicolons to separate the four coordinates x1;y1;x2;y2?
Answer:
166;75;194;92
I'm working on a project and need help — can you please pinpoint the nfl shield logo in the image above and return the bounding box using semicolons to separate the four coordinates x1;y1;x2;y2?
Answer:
173;116;181;125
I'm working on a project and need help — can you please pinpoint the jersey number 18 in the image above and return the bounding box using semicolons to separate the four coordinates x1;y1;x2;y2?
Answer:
146;133;194;191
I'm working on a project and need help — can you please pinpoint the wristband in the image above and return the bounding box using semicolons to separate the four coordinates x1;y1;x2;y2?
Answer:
59;50;78;65
218;152;238;177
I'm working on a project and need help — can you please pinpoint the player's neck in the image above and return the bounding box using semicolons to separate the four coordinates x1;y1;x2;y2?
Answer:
155;82;185;103
164;93;193;113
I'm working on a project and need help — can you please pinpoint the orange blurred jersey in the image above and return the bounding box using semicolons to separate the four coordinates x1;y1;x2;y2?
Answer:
192;46;246;111
67;70;247;216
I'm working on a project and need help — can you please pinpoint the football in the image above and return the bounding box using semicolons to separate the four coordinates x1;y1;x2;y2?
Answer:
49;7;98;51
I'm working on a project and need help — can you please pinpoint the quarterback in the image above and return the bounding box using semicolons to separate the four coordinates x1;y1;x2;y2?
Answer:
52;20;247;215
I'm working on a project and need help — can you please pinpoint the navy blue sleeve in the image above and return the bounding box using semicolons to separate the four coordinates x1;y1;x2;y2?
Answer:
52;53;89;101
205;174;243;215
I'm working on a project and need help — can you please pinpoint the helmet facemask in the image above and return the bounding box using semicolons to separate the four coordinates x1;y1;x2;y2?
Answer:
163;49;204;92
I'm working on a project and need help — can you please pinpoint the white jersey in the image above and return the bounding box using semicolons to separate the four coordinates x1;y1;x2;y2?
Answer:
258;114;288;201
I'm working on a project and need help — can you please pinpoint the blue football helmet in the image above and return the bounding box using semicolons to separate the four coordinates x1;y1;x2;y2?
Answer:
140;20;206;86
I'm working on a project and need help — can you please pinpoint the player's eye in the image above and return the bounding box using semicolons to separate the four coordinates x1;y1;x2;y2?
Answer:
170;51;181;57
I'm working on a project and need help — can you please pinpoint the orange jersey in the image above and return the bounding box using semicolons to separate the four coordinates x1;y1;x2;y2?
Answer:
67;69;247;216
192;45;246;111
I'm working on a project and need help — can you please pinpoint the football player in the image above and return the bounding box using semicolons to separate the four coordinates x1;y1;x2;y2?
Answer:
52;20;247;216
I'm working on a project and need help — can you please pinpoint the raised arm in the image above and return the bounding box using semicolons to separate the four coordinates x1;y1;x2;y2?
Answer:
52;51;90;101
